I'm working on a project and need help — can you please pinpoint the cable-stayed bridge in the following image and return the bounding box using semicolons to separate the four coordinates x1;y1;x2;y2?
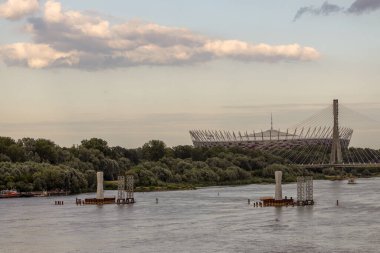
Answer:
190;99;380;168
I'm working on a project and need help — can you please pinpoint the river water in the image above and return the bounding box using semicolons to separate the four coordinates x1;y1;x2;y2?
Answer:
1;178;379;253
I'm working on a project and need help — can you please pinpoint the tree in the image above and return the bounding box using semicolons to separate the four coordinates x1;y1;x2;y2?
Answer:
174;161;192;174
85;170;97;190
34;139;58;164
0;136;16;154
142;140;166;161
129;166;158;186
191;147;207;161
19;138;41;162
110;146;128;160
81;138;110;155
173;145;193;159
125;149;140;164
0;154;11;162
206;157;232;169
7;144;26;162
100;158;120;180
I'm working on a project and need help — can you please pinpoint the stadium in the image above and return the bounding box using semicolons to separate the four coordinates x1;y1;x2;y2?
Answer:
189;120;353;151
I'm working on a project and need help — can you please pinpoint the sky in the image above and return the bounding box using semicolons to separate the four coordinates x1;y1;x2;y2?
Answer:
0;0;380;148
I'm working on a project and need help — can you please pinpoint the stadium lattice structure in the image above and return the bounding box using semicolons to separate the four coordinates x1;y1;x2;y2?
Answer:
189;100;380;167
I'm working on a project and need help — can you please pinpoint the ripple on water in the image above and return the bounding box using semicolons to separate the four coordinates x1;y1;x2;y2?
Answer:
0;178;379;253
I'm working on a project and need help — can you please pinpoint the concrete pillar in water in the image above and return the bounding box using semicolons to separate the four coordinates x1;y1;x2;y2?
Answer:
96;171;104;200
275;171;283;201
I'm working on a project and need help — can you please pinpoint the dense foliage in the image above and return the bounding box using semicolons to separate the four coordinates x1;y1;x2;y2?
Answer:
0;136;379;193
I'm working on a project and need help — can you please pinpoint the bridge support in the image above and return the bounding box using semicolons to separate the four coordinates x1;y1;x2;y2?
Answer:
96;171;104;200
297;176;314;206
126;175;135;203
116;176;125;204
274;171;282;200
330;99;342;164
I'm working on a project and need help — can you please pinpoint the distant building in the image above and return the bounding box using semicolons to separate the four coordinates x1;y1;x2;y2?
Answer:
189;115;352;151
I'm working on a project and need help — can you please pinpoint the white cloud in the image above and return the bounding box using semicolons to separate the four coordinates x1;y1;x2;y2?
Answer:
44;0;110;38
43;0;61;22
0;43;79;68
0;0;39;20
0;0;320;69
202;40;319;61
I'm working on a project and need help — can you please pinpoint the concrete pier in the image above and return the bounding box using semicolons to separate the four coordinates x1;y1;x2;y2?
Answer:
275;171;283;201
96;171;104;200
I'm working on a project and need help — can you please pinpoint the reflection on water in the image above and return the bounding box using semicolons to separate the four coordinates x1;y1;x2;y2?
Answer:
0;178;379;253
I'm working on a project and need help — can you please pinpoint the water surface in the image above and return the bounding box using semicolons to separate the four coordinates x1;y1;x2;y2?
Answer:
1;178;379;253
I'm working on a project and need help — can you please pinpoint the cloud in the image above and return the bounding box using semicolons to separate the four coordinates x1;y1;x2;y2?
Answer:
0;0;320;69
203;40;320;61
294;0;380;21
0;0;39;20
0;43;79;68
293;1;343;21
347;0;380;14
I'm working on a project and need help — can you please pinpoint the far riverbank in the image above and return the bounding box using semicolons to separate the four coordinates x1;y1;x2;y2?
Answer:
104;174;380;192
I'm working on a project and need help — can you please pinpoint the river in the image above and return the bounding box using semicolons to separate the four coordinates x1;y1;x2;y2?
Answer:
1;178;379;253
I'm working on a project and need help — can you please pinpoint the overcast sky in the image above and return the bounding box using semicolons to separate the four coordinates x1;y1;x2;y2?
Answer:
0;0;380;148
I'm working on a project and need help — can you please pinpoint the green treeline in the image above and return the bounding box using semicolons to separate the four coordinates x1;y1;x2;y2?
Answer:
0;137;379;193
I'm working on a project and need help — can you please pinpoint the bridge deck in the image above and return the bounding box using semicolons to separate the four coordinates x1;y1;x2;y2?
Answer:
296;163;380;169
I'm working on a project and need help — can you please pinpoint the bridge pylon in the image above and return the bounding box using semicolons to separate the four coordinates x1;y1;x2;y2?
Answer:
330;99;343;164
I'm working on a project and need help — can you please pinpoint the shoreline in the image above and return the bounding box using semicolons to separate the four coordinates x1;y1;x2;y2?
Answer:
2;175;379;198
104;174;380;193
